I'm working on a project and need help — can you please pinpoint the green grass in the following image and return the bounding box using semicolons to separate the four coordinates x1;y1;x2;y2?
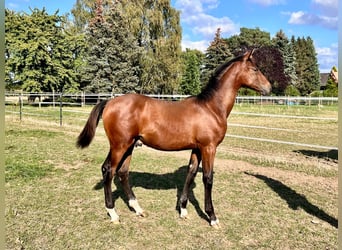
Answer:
5;104;338;249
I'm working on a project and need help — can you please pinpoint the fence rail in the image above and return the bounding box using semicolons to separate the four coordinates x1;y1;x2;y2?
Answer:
5;91;338;106
5;92;338;152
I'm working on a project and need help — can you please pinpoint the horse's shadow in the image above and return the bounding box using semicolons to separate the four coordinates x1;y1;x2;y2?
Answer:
294;149;337;161
245;172;337;228
93;165;208;222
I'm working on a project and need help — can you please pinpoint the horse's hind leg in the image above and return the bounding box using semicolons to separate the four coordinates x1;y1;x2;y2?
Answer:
117;145;145;217
179;149;201;219
102;151;120;223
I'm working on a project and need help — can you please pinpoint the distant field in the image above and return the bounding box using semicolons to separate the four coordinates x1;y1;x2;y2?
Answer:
5;103;337;249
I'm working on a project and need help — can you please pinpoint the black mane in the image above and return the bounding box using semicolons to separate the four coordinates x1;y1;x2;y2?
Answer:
196;55;244;101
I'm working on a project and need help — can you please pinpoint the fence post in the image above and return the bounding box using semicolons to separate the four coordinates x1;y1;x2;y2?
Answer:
59;93;63;126
53;90;55;108
19;93;23;121
82;91;85;107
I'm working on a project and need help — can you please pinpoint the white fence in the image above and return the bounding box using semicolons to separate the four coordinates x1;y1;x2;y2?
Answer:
5;92;338;151
235;95;337;106
4;92;338;107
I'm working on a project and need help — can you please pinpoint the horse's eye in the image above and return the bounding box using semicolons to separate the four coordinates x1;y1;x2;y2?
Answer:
251;67;258;72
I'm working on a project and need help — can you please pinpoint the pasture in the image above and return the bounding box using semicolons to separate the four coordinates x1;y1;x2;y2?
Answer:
5;103;337;249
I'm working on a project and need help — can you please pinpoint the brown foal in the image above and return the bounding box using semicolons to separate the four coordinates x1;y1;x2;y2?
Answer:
77;50;271;227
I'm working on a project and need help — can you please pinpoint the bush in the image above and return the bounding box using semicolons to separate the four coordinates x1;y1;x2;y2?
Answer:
310;90;323;97
284;85;300;96
323;79;338;97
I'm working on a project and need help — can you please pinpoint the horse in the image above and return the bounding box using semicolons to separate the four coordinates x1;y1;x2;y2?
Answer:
77;49;271;228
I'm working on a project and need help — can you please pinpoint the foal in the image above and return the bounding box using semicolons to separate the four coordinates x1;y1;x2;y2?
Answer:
77;50;271;227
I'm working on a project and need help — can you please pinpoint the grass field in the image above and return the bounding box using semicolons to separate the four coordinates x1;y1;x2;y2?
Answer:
5;103;338;249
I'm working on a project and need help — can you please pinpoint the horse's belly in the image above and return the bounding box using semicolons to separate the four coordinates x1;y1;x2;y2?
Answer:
139;129;196;151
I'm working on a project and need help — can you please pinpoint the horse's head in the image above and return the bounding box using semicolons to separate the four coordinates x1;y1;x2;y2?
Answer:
236;49;272;95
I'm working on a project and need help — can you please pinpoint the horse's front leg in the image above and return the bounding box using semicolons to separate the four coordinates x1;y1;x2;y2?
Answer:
201;146;219;228
179;149;201;219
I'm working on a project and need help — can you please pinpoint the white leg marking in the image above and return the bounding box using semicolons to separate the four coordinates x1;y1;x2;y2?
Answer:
180;208;188;219
106;207;120;223
129;199;145;217
210;219;220;228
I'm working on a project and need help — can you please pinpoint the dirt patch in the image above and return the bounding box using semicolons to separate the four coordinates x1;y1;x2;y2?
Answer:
137;146;337;192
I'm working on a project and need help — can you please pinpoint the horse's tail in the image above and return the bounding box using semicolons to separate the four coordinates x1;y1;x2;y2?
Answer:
76;100;108;148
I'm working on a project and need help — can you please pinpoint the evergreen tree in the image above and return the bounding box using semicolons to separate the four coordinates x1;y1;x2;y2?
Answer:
81;1;111;93
5;8;78;92
272;30;297;94
81;0;141;94
106;2;141;93
201;28;233;85
292;36;320;95
180;49;203;95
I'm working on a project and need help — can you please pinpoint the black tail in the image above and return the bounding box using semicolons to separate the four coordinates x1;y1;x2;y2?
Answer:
76;100;108;148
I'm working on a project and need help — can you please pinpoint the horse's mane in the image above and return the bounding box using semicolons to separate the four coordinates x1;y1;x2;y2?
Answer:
196;54;244;101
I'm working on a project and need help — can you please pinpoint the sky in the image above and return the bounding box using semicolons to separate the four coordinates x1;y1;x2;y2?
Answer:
5;0;338;72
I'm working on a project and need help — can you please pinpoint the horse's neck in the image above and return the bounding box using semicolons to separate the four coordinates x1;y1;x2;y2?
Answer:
209;71;239;119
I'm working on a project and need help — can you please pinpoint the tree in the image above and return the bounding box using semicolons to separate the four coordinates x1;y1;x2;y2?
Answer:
245;46;287;95
201;28;233;85
226;27;271;55
292;36;320;95
5;8;79;93
71;0;182;94
180;49;203;95
272;30;297;88
81;0;141;94
323;66;338;97
70;0;94;33
121;0;182;94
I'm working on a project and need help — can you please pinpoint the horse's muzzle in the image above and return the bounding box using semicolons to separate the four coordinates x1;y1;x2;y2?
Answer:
260;84;272;96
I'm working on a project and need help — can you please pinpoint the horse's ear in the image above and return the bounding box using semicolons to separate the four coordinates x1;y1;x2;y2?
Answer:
247;49;255;60
243;49;255;61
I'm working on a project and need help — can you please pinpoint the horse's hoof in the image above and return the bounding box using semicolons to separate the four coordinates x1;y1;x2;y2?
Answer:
137;211;147;217
180;208;188;219
110;218;120;225
106;208;120;224
210;219;220;229
180;215;189;220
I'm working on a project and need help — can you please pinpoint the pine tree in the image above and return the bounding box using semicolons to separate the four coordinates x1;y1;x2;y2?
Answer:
272;30;297;94
81;0;111;93
106;2;141;93
292;36;320;95
201;28;233;85
81;0;141;94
